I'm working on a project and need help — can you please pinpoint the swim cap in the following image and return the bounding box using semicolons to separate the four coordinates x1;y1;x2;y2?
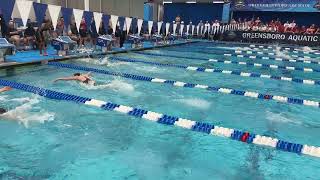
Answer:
0;108;7;114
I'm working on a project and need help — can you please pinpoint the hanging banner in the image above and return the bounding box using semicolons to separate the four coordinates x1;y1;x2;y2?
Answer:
148;21;153;35
118;16;125;31
157;22;163;35
131;18;137;34
61;7;73;29
125;17;132;34
0;0;15;24
93;12;103;33
196;25;200;35
186;25;190;35
137;19;143;35
173;23;177;35
73;8;83;31
180;24;184;36
16;0;33;27
102;14;110;32
47;4;61;30
192;25;195;35
110;15;118;34
231;0;320;12
33;2;48;26
222;31;320;46
83;11;93;29
166;23;170;35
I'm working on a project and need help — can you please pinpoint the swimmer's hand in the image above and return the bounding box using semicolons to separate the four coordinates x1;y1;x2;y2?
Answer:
0;86;12;93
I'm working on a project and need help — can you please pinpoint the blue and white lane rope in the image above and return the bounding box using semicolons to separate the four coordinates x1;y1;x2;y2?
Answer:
48;62;320;108
135;52;320;73
0;78;319;158
110;56;320;86
248;44;320;55
149;48;319;66
224;53;320;66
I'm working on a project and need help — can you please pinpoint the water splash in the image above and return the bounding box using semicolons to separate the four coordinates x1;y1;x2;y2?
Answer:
266;111;301;125
176;98;211;110
275;46;292;60
1;96;54;127
80;79;135;94
301;46;315;53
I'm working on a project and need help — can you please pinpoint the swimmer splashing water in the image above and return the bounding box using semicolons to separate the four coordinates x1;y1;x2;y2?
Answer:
53;72;96;85
0;86;12;114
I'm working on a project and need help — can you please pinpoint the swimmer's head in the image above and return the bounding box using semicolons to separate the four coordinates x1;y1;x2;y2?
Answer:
0;108;7;114
73;73;81;76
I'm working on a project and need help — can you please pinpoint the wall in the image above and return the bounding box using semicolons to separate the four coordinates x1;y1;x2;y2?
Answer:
37;0;145;18
163;3;223;24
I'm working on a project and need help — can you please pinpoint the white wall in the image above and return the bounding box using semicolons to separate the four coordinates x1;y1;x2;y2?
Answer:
37;0;145;19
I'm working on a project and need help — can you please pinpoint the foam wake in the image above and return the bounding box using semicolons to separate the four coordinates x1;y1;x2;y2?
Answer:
176;98;211;110
1;96;55;127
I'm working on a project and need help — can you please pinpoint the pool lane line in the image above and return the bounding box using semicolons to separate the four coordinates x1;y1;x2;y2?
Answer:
109;56;319;86
0;78;319;158
224;53;320;66
47;62;320;108
135;52;320;73
193;42;320;55
157;48;320;66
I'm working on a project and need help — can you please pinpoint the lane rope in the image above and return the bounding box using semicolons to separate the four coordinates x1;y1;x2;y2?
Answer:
134;52;320;73
109;56;320;86
47;62;320;108
0;78;319;158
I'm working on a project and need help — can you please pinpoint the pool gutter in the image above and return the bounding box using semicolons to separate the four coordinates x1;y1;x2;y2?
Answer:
0;40;199;69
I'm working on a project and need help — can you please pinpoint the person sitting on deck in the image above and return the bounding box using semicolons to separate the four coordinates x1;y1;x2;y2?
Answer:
53;72;95;85
23;21;36;50
7;21;22;49
0;86;12;115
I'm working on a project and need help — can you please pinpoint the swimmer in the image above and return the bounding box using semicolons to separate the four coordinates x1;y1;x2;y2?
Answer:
0;86;12;115
53;72;95;85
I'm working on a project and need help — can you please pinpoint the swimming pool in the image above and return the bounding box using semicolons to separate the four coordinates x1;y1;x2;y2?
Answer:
0;41;319;179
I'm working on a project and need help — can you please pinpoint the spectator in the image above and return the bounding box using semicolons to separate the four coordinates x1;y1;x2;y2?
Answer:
315;27;320;34
55;16;65;37
254;17;261;25
23;20;36;49
68;19;80;46
89;17;98;48
79;18;88;47
300;26;307;34
0;14;7;38
36;18;52;56
98;21;106;35
7;21;21;48
306;24;316;34
175;15;181;25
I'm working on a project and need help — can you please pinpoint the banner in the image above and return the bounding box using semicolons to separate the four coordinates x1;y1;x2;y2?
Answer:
137;19;143;35
166;23;170;35
48;5;61;30
157;22;163;35
0;0;15;24
110;15;118;34
148;21;153;35
231;0;320;12
33;3;48;26
102;14;110;33
93;12;103;33
61;7;73;29
73;9;83;31
16;0;33;27
223;31;320;46
125;17;132;34
83;11;93;29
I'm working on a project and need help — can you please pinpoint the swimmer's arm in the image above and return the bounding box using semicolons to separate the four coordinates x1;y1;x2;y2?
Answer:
0;86;12;93
53;77;78;82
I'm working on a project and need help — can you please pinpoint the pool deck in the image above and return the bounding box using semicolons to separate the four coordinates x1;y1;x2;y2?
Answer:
0;40;198;69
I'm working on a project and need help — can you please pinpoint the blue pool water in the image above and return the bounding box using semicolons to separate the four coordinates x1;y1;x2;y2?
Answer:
0;42;319;179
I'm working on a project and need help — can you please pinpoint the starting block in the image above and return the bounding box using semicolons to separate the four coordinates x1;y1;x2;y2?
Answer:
0;38;15;62
52;36;77;56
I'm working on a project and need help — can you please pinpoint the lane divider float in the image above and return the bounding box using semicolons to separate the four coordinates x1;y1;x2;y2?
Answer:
0;78;319;158
110;56;320;86
48;62;320;108
135;52;320;73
